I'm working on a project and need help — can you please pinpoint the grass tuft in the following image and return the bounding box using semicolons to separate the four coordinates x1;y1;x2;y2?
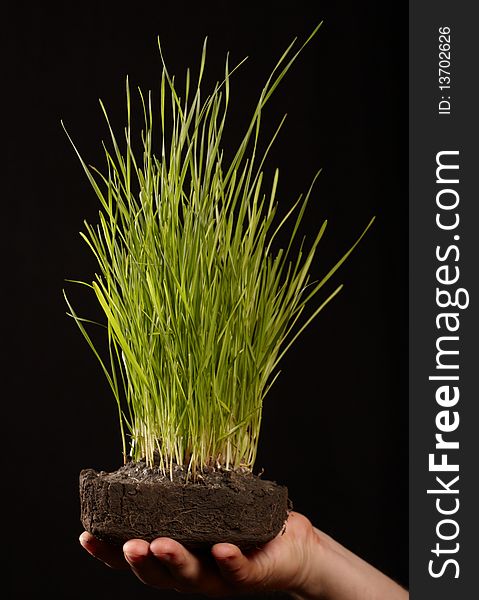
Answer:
64;25;374;477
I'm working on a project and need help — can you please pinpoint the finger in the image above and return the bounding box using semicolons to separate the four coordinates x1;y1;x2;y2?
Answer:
79;531;129;570
212;543;266;587
149;538;206;587
123;539;177;589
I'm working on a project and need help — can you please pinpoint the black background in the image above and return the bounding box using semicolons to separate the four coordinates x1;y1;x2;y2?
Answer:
8;2;408;598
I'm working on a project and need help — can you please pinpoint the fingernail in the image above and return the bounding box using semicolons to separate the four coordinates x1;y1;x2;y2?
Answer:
125;552;142;563
159;553;173;562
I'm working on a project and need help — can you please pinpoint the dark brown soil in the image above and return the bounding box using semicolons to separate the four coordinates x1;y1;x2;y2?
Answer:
80;460;290;551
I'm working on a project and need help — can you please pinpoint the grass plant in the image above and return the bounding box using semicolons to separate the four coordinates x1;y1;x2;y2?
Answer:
64;25;374;478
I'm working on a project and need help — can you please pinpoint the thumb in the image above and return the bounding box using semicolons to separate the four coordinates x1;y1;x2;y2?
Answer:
212;543;266;587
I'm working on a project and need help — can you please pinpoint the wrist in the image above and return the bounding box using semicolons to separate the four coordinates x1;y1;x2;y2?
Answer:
289;526;409;600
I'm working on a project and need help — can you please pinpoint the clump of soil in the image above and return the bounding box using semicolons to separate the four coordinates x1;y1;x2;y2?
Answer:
80;459;290;551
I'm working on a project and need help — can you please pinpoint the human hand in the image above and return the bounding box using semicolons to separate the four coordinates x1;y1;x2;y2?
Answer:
79;510;320;596
80;510;409;599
